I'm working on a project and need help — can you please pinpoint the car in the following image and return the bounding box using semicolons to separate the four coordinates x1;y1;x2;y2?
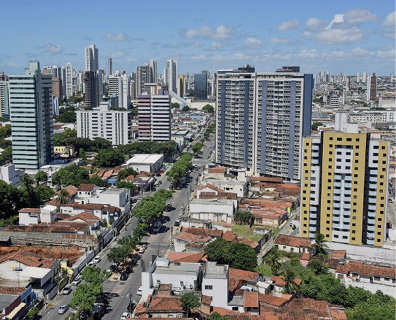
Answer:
107;264;118;273
71;278;81;286
74;273;82;281
121;312;130;320
120;272;129;281
58;304;69;314
137;286;142;296
125;266;133;273
142;244;147;250
63;285;72;295
88;261;96;267
174;220;181;226
138;247;145;254
93;256;101;263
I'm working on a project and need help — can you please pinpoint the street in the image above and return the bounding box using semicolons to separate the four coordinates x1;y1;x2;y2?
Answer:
40;122;215;320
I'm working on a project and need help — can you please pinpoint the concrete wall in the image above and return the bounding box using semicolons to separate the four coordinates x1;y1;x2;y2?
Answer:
202;277;228;308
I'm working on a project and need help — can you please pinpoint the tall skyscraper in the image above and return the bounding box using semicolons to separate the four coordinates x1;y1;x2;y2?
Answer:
149;59;158;83
215;65;313;180
362;71;367;83
108;58;113;76
370;73;377;101
84;71;98;109
356;72;361;83
136;64;150;96
0;80;10;116
300;125;389;247
138;94;171;141
65;63;73;98
194;73;208;100
9;61;54;169
85;44;99;72
166;59;177;94
121;74;130;109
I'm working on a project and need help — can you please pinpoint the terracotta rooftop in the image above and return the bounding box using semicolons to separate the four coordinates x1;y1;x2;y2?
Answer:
103;170;114;179
0;287;27;295
0;249;55;268
148;297;183;311
229;268;259;282
175;231;211;244
167;252;206;263
18;208;41;213
56;185;78;197
5;222;89;234
208;167;226;174
237;237;259;249
244;291;259;308
258;293;291;307
270;275;302;287
201;295;212;305
198;184;225;193
249;176;283;183
331;250;346;259
78;184;96;192
97;170;105;178
336;261;396;278
222;230;238;242
68;212;100;222
300;252;311;261
274;234;311;248
182;227;223;238
229;278;244;292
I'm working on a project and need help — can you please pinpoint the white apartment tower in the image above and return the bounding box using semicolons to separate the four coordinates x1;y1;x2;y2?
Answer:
138;94;171;141
65;63;73;98
166;59;177;94
215;66;313;180
149;59;158;83
85;44;99;72
108;74;130;109
9;61;54;169
76;102;131;146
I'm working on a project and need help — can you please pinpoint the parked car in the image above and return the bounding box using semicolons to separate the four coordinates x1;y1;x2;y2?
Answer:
63;285;72;295
58;304;69;314
141;244;147;250
138;247;145;254
107;265;118;273
71;278;81;286
125;266;133;273
120;272;129;281
137;286;142;296
121;312;130;320
88;261;96;267
93;256;101;264
174;220;181;226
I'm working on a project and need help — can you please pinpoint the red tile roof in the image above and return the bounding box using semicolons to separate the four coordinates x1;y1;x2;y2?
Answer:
274;234;311;248
68;212;100;222
18;208;41;213
0;287;27;295
56;185;78;197
182;227;223;238
222;230;238;242
336;261;396;278
229;268;259;282
103;170;114;179
270;275;302;287
331;250;346;259
244;291;259;308
300;252;311;261
175;231;210;243
197;184;225;193
237;237;259;249
258;293;291;307
201;295;212;305
0;249;55;268
208;167;226;174
167;252;205;263
148;297;183;311
78;184;95;192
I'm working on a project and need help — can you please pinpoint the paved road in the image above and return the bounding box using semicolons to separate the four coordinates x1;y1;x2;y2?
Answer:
41;125;214;320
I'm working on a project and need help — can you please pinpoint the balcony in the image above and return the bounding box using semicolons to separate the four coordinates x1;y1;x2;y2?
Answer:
333;209;340;215
344;183;352;188
310;206;318;212
312;145;319;151
369;191;377;196
344;203;351;209
333;195;341;201
334;182;341;188
310;213;317;219
333;223;340;229
333;216;340;223
368;198;376;204
370;170;378;175
369;176;378;183
369;183;377;189
368;211;376;218
368;205;376;211
366;239;374;245
344;189;352;195
311;159;319;165
367;225;375;232
343;217;350;223
334;174;342;180
309;226;317;232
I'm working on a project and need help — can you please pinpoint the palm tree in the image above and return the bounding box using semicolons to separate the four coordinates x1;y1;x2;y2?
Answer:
312;233;328;256
283;269;297;294
265;247;281;275
57;189;70;205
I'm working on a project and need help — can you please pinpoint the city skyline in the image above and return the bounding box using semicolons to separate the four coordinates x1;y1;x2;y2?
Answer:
1;0;394;76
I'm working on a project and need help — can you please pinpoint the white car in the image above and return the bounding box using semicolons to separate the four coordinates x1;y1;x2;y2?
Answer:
138;247;145;254
137;286;142;296
88;261;96;267
93;256;101;263
121;312;130;320
71;278;81;286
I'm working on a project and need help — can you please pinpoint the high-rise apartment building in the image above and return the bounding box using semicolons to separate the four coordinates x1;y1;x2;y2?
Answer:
194;73;208;100
367;73;377;102
136;64;150;96
300;127;389;247
108;58;113;76
149;59;158;83
9;61;53;169
76;102;131;146
108;74;130;109
166;59;177;94
65;63;73;98
121;74;130;109
138;94;171;142
0;80;10;116
84;71;98;109
85;44;99;72
215;66;313;180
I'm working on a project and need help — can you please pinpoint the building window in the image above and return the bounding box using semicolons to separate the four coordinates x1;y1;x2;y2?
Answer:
232;307;239;311
205;285;213;290
374;276;380;281
352;237;355;241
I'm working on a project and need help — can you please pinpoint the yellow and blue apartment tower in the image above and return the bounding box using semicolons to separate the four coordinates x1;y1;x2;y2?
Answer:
300;131;389;247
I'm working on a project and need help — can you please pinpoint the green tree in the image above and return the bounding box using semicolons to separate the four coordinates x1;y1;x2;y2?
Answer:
116;180;138;193
264;247;282;275
171;103;180;109
25;306;39;320
154;189;172;201
311;122;323;131
204;237;229;264
94;149;125;167
134;196;165;224
234;210;254;225
282;269;297;294
57;189;70;205
312;233;328;256
180;292;200;317
191;143;203;156
182;105;191;112
0;180;24;220
307;259;329;275
35;185;55;204
107;246;130;265
34;171;48;186
118;167;138;180
226;242;258;271
81;266;109;284
69;283;100;313
52;164;90;187
79;148;86;160
89;175;109;188
207;312;227;320
57;110;76;123
202;104;214;113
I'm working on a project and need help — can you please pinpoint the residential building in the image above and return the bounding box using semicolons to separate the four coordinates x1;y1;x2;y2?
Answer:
349;109;395;124
18;205;57;226
189;198;236;224
274;234;311;254
65;63;73;98
138;94;171;141
85;44;99;72
125;154;164;173
9;61;54;170
0;164;21;186
166;59;177;94
0;80;10;116
108;58;112;76
215;66;313;180
367;72;377;101
194;73;208;100
149;59;158;83
202;261;229;309
300;129;390;246
108;74;130;109
76;101;131;145
136;64;150;96
84;71;98;109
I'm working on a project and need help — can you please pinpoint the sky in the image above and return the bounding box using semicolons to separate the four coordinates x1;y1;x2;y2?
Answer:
1;0;395;76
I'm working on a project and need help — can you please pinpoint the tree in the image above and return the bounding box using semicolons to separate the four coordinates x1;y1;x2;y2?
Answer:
207;312;227;320
282;269;297;294
226;242;258;271
69;283;99;313
94;149;125;167
204;238;229;264
182;105;191;112
52;164;90;187
191;143;203;156
81;266;109;284
171;103;180;109
307;259;329;275
118;167;139;180
202;104;214;113
234;210;254;225
107;246;130;265
25;306;39;320
312;233;328;256
89;175;109;188
0;180;24;220
311;122;323;131
57;110;76;123
57;189;70;205
116;180;138;193
154;189;172;201
264;247;282;275
180;292;200;317
79;148;86;160
134;196;165;224
34;171;48;186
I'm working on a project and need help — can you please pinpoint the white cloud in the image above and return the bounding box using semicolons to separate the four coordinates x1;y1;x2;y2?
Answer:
298;49;319;59
278;19;299;31
7;62;19;67
382;11;395;26
384;29;395;39
306;18;327;31
270;37;292;44
344;8;377;24
315;27;363;44
126;57;137;63
109;50;124;58
104;33;129;41
45;43;62;53
378;48;395;59
183;25;232;39
211;41;223;48
245;37;263;47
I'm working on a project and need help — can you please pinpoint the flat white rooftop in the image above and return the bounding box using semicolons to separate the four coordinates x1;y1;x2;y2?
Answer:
126;154;163;165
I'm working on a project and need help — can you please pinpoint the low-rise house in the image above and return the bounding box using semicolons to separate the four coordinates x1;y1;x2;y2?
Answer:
125;154;164;173
189;198;237;224
0;286;37;320
0;164;21;186
75;184;98;203
197;184;237;200
18;205;57;226
61;212;101;231
229;268;260;293
202;261;229;309
274;234;311;254
174;227;222;252
60;203;121;223
336;261;396;297
180;218;212;229
300;252;311;267
270;275;302;293
89;187;131;213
